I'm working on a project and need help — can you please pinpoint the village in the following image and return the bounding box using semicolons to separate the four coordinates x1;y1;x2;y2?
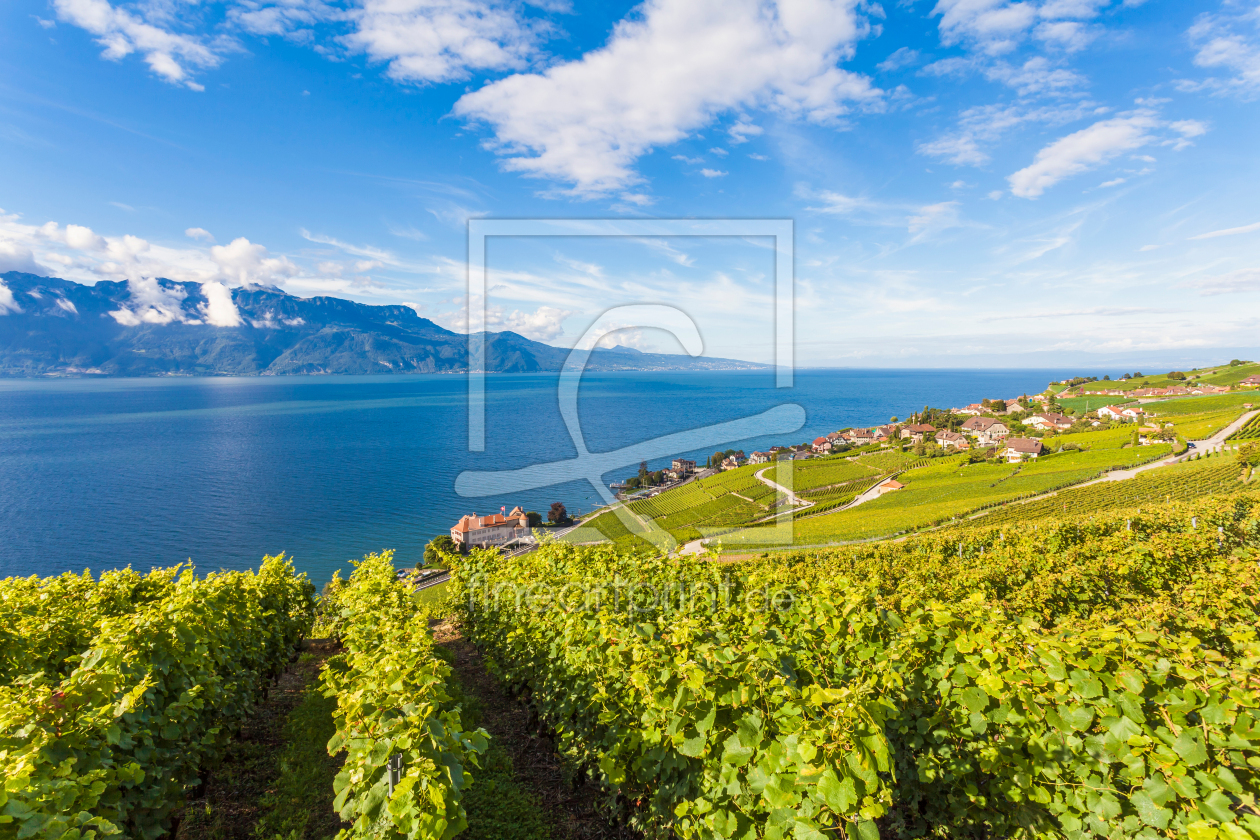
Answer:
443;368;1260;552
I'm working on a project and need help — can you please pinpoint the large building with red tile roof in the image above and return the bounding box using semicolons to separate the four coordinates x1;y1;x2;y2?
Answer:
451;506;530;548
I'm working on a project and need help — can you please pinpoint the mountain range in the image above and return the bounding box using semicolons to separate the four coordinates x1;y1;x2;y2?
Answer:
0;272;766;377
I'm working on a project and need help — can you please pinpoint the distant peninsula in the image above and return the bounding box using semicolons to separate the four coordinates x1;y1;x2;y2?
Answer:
0;272;767;377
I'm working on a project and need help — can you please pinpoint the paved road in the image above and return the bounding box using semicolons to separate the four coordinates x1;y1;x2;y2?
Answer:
1077;409;1257;487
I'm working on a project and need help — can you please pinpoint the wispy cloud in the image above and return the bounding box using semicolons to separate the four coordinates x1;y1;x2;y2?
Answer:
1188;220;1260;240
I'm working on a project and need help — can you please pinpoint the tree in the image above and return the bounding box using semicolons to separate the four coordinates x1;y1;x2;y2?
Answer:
424;534;457;566
890;416;898;423
525;511;543;527
1230;359;1243;366
1167;371;1186;381
638;460;650;485
1103;374;1110;381
1238;442;1260;468
548;502;569;524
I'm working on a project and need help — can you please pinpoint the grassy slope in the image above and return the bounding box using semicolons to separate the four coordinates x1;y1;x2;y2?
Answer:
1069;361;1259;392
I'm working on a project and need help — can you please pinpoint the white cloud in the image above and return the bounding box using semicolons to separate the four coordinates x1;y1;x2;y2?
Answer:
228;0;335;38
108;277;189;325
454;0;881;196
1099;177;1125;187
1168;119;1208;150
1188;267;1260;296
984;56;1086;95
1034;20;1097;52
199;280;244;326
805;189;874;214
1188;220;1260;241
931;0;1038;55
185;227;214;242
300;229;397;263
1008;113;1158;198
0;241;43;275
700;168;728;178
342;0;546;84
65;224;106;250
52;0;222;89
728;119;764;144
501;305;572;341
210;237;300;285
1182;7;1260;97
0;281;22;315
917;100;1092;166
907;201;964;240
877;46;919;72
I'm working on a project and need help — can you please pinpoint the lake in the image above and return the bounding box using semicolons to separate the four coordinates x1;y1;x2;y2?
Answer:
0;368;1079;586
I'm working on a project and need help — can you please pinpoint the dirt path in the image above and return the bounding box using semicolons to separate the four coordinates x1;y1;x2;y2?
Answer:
175;638;344;840
431;618;639;840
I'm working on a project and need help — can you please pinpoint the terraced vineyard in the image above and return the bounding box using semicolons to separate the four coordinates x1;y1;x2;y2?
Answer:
722;442;1172;549
1163;407;1249;440
798;476;878;513
960;456;1246;528
1230;411;1260;441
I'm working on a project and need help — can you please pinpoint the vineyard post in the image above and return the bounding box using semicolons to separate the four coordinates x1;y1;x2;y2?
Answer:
387;754;403;795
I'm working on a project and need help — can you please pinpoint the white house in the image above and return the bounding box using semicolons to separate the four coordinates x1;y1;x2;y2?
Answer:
935;430;969;449
1098;405;1143;422
1024;413;1073;431
961;417;1009;445
748;451;771;465
1002;438;1043;462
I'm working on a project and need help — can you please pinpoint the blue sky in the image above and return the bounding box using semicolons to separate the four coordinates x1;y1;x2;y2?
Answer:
1;0;1259;367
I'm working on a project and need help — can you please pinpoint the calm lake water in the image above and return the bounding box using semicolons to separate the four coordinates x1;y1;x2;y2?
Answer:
0;369;1079;586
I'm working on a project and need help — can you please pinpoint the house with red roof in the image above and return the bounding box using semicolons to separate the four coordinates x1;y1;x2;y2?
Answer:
451;506;531;549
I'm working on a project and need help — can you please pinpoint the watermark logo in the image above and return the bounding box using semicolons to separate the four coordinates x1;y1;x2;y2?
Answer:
454;219;803;552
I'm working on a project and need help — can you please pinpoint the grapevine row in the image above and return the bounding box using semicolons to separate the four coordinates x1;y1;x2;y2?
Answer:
319;551;488;839
0;555;315;839
451;493;1260;840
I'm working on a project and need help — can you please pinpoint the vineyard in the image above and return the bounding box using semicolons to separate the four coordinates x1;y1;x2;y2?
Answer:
319;552;488;839
0;556;315;839
1232;412;1260;441
450;492;1260;840
962;455;1247;528
724;442;1173;548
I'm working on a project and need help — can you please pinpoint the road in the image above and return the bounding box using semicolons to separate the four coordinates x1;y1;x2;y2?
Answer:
1075;408;1257;488
753;466;812;507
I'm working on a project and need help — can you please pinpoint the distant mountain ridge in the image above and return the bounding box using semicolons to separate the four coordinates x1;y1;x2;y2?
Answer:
0;272;767;377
